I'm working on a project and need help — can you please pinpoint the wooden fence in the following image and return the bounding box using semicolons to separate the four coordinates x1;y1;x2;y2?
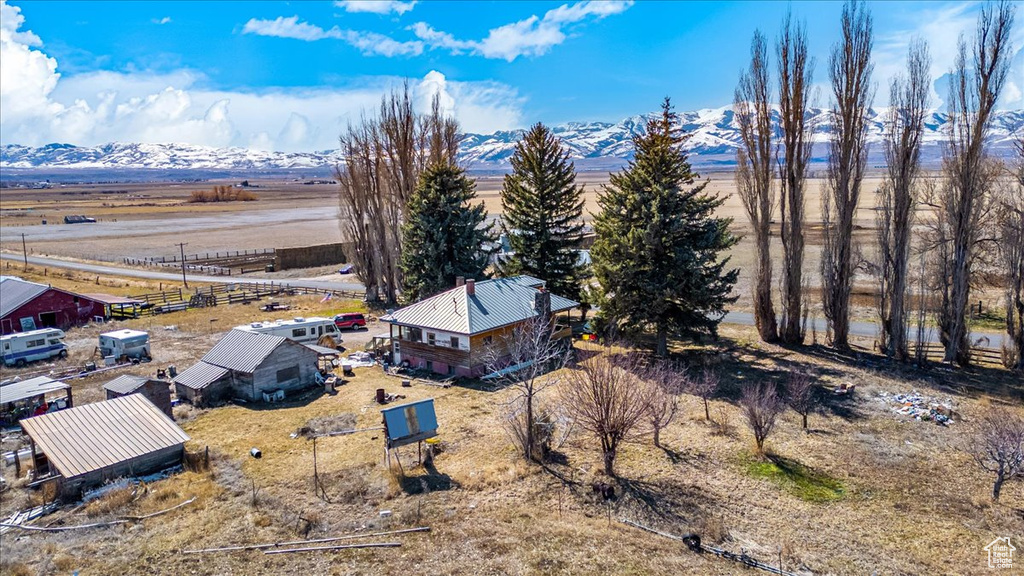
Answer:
123;248;276;276
115;282;364;319
916;343;1005;368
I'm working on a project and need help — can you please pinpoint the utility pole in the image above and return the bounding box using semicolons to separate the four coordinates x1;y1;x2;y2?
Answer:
177;242;189;288
21;233;28;270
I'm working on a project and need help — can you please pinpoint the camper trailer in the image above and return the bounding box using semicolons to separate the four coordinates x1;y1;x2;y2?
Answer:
234;317;342;348
1;328;68;367
99;329;151;361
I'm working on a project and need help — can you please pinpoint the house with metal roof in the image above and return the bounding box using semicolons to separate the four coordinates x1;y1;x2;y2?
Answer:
103;375;173;417
380;276;578;377
0;277;106;335
19;394;189;495
172;329;319;405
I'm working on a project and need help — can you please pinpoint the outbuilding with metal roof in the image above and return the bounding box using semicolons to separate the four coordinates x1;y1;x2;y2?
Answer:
1;277;106;335
172;329;319;406
19;394;189;495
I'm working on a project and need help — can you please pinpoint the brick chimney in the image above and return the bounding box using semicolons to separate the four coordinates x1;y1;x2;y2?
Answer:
466;278;475;295
534;288;551;318
456;276;465;287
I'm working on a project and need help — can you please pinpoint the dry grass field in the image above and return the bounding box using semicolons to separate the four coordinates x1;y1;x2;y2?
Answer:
0;268;1021;575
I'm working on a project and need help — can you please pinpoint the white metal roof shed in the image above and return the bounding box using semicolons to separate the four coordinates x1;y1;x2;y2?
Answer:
20;394;190;480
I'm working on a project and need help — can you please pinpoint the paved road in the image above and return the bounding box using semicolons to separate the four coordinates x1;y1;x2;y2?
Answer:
0;253;364;292
2;252;1005;349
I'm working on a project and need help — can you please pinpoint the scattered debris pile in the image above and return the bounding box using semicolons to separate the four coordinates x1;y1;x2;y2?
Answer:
877;390;957;425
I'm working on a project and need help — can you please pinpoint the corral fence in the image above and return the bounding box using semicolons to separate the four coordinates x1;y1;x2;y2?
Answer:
115;282;364;319
916;343;1005;368
123;249;276;276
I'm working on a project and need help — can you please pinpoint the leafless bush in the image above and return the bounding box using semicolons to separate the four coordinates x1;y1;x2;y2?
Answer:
646;361;687;448
561;349;654;476
483;314;573;461
690;369;720;421
995;137;1024;370
969;407;1024;501
784;370;817;430
187;185;257;203
741;381;785;455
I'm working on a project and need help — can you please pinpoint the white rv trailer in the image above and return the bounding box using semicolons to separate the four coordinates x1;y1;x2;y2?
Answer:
98;329;151;361
234;316;342;348
0;328;69;367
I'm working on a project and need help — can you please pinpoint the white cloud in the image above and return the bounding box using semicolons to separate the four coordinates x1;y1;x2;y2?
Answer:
335;1;417;16
241;15;422;56
872;2;1024;110
153;16;172;25
0;2;524;151
412;0;633;61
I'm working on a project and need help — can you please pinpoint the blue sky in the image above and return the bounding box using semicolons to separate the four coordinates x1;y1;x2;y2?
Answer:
2;0;1021;151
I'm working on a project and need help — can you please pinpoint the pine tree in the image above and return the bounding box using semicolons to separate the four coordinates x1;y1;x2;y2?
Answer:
400;162;495;302
498;123;587;301
591;98;739;356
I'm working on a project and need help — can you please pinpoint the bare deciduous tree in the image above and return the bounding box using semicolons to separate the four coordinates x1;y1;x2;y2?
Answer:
877;40;931;362
336;87;459;306
690;369;720;421
996;138;1024;370
934;2;1015;366
969;407;1024;501
561;349;654;476
646;361;687;448
821;0;873;350
735;30;779;343
741;381;785;455
784;370;817;430
776;14;814;346
483;313;573;461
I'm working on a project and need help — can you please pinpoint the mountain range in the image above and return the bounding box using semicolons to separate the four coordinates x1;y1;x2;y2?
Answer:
2;106;1021;176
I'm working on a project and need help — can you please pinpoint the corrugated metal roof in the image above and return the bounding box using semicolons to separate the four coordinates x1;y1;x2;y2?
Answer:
303;343;341;356
172;362;229;391
0;277;50;318
102;375;149;395
380;275;578;335
20;394;190;480
0;376;70;404
202;329;287;373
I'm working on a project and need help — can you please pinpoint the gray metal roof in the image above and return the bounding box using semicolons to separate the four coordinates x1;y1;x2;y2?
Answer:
202;329;288;373
102;375;149;395
0;376;70;404
303;343;341;356
380;275;578;335
0;277;50;318
172;362;230;391
20;394;190;480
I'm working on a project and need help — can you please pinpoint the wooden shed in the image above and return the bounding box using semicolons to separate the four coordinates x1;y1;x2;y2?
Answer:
173;329;319;406
103;375;173;417
19;394;190;496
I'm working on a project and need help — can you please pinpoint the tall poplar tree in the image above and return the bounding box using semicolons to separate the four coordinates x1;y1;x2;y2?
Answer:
498;123;587;301
592;98;739;357
400;163;495;302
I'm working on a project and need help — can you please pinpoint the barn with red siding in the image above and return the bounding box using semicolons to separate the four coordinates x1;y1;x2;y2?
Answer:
0;277;106;335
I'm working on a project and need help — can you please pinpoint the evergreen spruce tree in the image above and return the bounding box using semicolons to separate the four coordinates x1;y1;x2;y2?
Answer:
498;123;587;301
401;162;495;302
591;98;739;356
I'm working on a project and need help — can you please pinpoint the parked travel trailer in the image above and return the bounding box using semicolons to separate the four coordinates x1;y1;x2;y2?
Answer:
98;329;151;361
0;328;68;367
234;317;343;348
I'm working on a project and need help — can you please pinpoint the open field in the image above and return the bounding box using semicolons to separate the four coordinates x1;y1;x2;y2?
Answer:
0;271;1021;574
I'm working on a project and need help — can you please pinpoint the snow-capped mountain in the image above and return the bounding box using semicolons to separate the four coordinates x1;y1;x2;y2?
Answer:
2;107;1021;174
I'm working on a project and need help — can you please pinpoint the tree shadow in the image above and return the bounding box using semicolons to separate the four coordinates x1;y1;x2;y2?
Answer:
614;475;710;524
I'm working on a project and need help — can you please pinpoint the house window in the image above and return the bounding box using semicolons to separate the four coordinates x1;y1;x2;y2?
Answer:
427;333;436;346
482;335;493;346
450;336;459;348
425;360;433;372
448;364;456;376
406;327;422;342
292;328;307;337
276;366;300;383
